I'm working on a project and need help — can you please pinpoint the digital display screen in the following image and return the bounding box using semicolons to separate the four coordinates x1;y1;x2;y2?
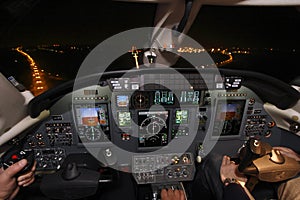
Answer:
179;91;200;104
74;104;109;142
154;90;174;105
118;111;131;127
212;100;245;136
138;110;169;148
116;95;129;107
175;110;189;124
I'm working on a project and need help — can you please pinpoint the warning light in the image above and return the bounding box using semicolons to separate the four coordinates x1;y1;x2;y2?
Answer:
11;154;19;160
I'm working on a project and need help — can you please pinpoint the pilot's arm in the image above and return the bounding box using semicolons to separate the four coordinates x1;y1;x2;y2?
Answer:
272;147;300;200
220;155;254;200
0;159;36;200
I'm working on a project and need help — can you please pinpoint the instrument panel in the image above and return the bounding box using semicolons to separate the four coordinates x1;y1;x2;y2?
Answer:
13;69;282;184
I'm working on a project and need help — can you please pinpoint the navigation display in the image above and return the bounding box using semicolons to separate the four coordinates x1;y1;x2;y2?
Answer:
212;100;245;137
138;110;169;148
74;104;109;142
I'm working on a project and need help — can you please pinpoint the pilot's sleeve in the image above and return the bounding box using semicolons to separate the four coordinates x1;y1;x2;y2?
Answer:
277;175;300;200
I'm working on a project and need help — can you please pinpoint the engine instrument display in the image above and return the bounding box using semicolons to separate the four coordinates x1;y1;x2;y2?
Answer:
74;104;109;142
138;110;169;148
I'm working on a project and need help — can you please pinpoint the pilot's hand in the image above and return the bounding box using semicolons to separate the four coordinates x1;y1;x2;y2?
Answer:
17;160;36;187
273;146;300;162
161;188;185;200
0;159;36;200
220;156;256;200
220;155;247;184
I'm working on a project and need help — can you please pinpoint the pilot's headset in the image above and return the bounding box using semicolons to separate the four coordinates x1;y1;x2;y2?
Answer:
237;138;300;191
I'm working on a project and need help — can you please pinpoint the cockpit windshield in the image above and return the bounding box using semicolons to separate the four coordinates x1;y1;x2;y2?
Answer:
0;1;299;96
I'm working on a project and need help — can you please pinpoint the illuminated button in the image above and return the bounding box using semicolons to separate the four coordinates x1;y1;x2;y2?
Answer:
171;156;180;165
267;121;276;128
11;154;19;160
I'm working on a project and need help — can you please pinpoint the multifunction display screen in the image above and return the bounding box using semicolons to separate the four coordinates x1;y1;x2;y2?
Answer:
213;100;245;137
74;104;109;142
138;110;169;148
175;110;189;124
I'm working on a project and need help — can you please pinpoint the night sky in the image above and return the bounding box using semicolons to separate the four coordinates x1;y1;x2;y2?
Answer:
0;0;299;48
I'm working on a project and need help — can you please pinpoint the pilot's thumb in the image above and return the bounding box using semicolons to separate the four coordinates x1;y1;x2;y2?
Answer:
5;159;27;178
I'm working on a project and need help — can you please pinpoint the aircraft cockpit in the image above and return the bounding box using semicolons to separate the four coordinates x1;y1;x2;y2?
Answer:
0;1;299;200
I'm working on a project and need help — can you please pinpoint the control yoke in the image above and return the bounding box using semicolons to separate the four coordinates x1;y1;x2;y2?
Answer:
238;138;300;191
